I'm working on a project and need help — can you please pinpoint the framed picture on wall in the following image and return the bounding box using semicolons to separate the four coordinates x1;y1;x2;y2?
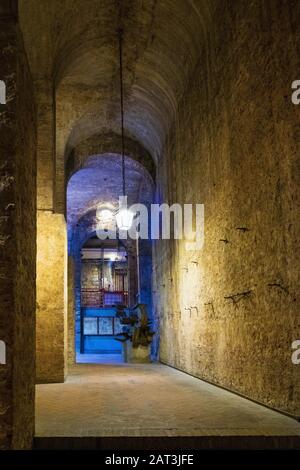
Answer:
98;317;114;335
83;318;98;335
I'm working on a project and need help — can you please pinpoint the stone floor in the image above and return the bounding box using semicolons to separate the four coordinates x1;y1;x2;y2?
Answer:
35;362;300;447
76;353;123;364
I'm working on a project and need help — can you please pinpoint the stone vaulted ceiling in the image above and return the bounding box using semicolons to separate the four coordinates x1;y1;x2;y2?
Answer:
19;0;213;160
18;0;214;225
67;153;154;227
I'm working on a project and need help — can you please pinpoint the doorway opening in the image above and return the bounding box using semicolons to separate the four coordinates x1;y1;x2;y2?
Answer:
77;237;129;364
66;153;155;366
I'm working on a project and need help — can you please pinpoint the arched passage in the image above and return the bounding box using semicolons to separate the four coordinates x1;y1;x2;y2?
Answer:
66;151;154;365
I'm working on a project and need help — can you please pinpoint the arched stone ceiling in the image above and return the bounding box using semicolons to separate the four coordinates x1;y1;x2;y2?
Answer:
67;153;154;228
70;208;134;255
19;0;215;163
66;131;155;181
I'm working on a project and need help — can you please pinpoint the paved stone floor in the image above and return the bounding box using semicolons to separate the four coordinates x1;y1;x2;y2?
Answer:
35;362;300;439
76;353;123;364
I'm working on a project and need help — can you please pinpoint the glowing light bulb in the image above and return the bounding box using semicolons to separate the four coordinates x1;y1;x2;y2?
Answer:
100;209;112;223
116;208;134;231
97;208;114;232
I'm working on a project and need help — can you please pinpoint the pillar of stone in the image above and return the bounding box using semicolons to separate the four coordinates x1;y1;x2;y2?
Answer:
36;212;67;383
0;0;36;449
35;79;68;383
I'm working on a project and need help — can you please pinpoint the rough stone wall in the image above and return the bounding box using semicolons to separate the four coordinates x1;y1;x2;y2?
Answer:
81;261;99;289
36;212;67;383
0;9;36;449
66;132;155;188
33;66;70;383
35;79;54;211
33;69;69;383
155;0;300;418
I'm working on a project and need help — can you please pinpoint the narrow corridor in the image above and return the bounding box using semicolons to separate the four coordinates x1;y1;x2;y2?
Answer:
1;0;300;451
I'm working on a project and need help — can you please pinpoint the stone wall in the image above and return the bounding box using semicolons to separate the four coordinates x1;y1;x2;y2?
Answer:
155;0;300;418
0;7;36;449
81;261;100;289
36;211;67;383
35;79;55;211
33;60;69;383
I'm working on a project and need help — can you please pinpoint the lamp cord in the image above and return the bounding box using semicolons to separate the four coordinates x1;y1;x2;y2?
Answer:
118;28;126;197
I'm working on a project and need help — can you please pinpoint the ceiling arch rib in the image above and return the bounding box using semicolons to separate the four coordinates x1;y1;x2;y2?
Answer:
66;132;155;183
19;0;214;213
67;153;154;228
52;0;211;159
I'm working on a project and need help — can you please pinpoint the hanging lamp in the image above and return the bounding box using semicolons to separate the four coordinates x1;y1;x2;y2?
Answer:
115;28;134;231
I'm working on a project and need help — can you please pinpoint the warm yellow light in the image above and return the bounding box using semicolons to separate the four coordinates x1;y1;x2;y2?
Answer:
97;208;114;231
116;208;134;231
100;209;113;223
